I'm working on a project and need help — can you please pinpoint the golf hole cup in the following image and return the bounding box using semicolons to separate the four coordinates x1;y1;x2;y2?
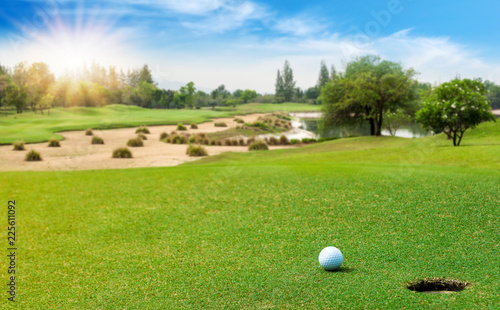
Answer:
319;246;343;271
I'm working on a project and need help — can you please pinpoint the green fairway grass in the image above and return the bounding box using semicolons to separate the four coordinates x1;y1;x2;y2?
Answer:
0;103;319;145
1;120;499;308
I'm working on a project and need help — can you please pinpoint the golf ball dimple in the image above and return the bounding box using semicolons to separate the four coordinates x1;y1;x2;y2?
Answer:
319;246;343;271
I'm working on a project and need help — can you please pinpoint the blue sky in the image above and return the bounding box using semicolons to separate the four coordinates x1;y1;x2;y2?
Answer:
1;0;499;93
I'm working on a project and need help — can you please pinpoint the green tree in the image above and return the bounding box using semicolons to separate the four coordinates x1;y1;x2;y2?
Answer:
383;109;412;136
321;55;417;136
240;89;257;103
275;69;284;102
2;83;28;113
282;60;296;102
317;60;330;90
139;64;155;85
416;78;496;146
27;62;55;112
484;80;500;109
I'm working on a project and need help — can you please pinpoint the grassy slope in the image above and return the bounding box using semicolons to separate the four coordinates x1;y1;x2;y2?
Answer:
0;103;319;145
0;121;499;309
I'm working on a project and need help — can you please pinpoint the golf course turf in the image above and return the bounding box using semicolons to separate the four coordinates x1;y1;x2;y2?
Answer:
0;107;499;308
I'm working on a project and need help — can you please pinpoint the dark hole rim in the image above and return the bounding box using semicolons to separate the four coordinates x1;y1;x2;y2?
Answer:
407;278;470;293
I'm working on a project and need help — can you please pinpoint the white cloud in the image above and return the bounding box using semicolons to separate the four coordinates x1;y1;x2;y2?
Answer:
273;16;326;36
182;1;269;33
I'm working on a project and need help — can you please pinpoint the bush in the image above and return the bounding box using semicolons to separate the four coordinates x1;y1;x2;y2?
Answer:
127;137;144;147
136;126;150;134
214;122;227;127
186;144;208;157
25;150;42;161
248;140;269;151
268;136;279;145
239;139;245;146
137;133;147;140
85;128;93;136
224;139;232;146
112;147;132;158
217;140;222;146
210;139;217;146
48;138;61;147
279;135;289;145
177;123;187;131
91;136;104;144
234;118;244;124
301;138;317;144
232;139;239;146
12;140;25;151
290;139;301;145
159;132;168;141
190;123;198;129
247;137;256;145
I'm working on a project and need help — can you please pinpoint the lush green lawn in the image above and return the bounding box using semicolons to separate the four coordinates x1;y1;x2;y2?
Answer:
215;102;322;114
1;121;499;309
0;103;319;145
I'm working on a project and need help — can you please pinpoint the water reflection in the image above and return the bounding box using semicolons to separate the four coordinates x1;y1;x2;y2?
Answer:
290;112;430;139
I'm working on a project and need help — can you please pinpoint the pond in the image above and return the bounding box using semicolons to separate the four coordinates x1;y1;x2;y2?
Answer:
289;112;430;139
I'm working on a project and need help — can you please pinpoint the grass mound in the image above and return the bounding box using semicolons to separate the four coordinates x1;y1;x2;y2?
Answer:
12;140;25;151
190;123;198;129
91;136;104;144
177;123;187;131
48;138;61;147
25;150;42;161
127;137;144;147
85;128;93;136
112;147;132;158
137;133;147;140
159;132;168;141
248;140;269;151
135;126;150;134
214;122;227;127
186;144;208;157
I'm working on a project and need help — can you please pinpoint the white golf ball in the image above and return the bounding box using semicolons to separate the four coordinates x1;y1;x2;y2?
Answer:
319;246;343;271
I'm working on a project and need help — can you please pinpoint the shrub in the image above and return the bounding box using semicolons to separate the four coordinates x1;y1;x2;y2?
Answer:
127;137;144;147
177;123;187;131
137;133;147;140
247;137;256;145
188;137;196;143
214;122;227;127
48;138;61;147
186;144;208;157
12;140;25;151
301;138;317;144
91;136;104;144
279;135;289;145
159;132;168;141
210;139;217;146
248;140;269;151
239;139;245;146
224;139;233;146
232;139;238;146
234;118;244;124
290;139;301;145
85;128;93;136
25;150;42;161
136;126;150;134
268;136;279;145
217;140;222;146
197;133;207;139
190;123;198;129
112;147;132;158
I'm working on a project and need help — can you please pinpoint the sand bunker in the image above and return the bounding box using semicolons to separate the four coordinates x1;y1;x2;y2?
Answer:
0;113;294;172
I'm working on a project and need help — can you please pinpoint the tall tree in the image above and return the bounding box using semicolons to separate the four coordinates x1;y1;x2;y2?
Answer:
275;69;284;102
27;62;55;112
139;65;154;85
317;60;330;90
330;64;337;81
282;60;296;102
321;55;417;136
2;83;27;113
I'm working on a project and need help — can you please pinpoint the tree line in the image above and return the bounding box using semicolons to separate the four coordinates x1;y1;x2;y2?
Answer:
0;61;263;114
